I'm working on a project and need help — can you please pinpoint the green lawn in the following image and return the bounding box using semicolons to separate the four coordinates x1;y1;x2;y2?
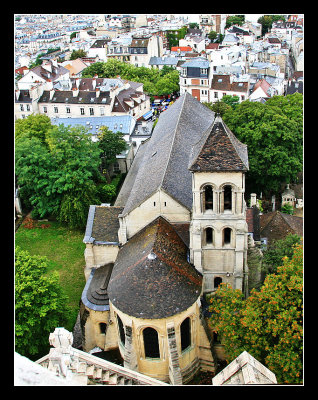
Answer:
15;219;86;331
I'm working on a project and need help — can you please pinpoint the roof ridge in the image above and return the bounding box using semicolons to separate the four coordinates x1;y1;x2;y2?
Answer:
160;93;188;189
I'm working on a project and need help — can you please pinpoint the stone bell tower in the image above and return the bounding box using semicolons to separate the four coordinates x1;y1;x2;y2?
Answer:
188;115;249;295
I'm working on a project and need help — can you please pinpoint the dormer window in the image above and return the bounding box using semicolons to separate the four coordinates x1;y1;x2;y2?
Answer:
200;68;207;75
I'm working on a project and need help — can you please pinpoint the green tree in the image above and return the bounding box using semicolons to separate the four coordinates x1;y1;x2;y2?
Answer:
221;95;240;110
15;124;102;224
82;59;180;97
222;95;303;195
209;243;303;384
28;53;46;69
15;114;53;145
203;101;231;117
97;127;127;182
281;202;294;215
225;15;245;28
70;49;87;60
208;31;218;42
70;31;78;41
154;70;180;96
262;233;301;276
188;23;199;29
58;182;100;229
15;247;70;359
257;15;286;36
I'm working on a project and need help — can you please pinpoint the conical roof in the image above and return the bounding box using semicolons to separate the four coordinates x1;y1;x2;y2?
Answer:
189;114;249;172
107;216;202;319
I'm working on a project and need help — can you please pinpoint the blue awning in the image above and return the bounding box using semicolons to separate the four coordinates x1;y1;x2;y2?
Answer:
142;110;153;120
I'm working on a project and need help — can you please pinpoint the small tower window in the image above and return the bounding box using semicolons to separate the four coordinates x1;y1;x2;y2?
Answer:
224;185;232;210
117;315;125;346
203;185;213;211
99;323;107;334
223;228;232;245
214;277;222;288
205;227;213;245
180;317;191;351
143;327;160;358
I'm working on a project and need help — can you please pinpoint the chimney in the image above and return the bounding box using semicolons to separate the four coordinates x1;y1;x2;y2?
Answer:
49;89;55;100
75;78;80;88
96;88;100;98
72;87;79;97
92;78;96;89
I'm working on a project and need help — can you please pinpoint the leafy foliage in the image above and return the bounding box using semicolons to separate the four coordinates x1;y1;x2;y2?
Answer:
15;247;70;358
81;59;179;96
281;202;294;215
97;126;127;172
70;49;87;60
15;121;102;227
15;114;53;145
257;15;286;36
208;243;303;384
222;94;303;195
225;15;245;28
262;233;301;275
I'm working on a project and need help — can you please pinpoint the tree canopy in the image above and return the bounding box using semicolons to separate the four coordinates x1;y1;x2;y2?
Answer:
15;247;70;358
225;15;245;28
222;94;303;196
15;118;103;227
81;58;179;97
208;242;303;384
262;233;301;276
257;15;286;36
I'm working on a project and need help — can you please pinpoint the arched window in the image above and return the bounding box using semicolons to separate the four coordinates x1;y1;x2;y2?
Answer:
143;327;160;358
205;227;213;245
117;315;125;346
180;317;191;351
223;228;232;245
203;185;213;211
214;277;222;288
223;185;232;211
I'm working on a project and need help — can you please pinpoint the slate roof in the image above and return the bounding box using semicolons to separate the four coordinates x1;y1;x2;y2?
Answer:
116;92;216;216
15;89;32;103
260;211;303;244
107;216;202;319
286;81;303;95
39;90;111;105
28;64;69;82
211;75;248;93
81;264;114;311
189;115;249;172
181;57;210;69
83;205;123;244
51;115;136;136
148;56;179;66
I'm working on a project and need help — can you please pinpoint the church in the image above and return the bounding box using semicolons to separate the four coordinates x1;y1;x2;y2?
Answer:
80;92;249;384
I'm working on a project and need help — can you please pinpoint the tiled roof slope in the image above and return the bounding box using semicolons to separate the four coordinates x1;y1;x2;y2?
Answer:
260;211;303;244
118;92;215;216
107;216;202;319
91;206;123;243
189;115;249;172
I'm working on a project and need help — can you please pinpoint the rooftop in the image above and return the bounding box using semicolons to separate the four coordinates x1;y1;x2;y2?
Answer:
107;216;202;319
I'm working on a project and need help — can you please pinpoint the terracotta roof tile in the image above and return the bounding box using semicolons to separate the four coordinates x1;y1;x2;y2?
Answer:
108;216;202;319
